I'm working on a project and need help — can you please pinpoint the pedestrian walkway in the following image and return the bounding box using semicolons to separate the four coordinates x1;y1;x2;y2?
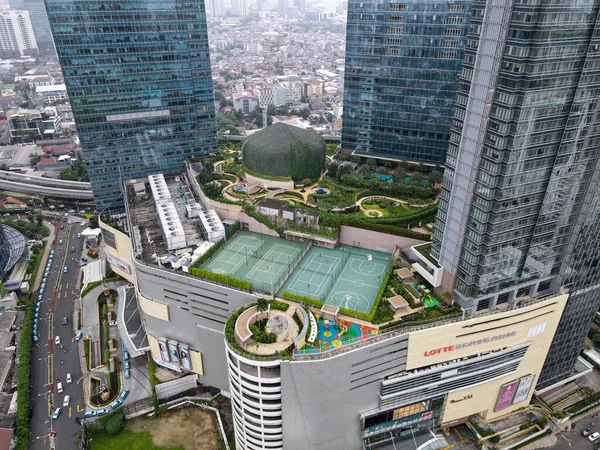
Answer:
32;220;56;292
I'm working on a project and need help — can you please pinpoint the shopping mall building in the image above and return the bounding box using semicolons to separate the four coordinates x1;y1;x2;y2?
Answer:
100;172;568;450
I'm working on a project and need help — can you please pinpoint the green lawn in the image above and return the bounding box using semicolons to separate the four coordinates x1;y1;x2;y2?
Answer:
89;430;185;450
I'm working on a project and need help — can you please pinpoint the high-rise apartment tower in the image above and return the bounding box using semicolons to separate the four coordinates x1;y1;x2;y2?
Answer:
426;0;600;389
45;0;217;211
342;0;473;164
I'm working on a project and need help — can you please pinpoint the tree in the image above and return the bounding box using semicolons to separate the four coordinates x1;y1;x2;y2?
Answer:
365;158;377;168
267;105;278;116
428;170;443;186
377;166;388;175
299;107;311;119
440;292;452;304
35;214;42;226
204;182;222;198
214;90;224;101
397;160;409;171
300;95;310;103
256;298;269;318
414;163;427;175
326;162;338;178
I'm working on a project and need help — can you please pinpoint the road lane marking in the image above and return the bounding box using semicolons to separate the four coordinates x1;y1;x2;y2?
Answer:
443;428;450;436
77;377;83;385
77;404;85;412
69;407;72;418
65;283;69;289
453;428;463;440
561;435;571;447
59;284;62;291
57;293;60;299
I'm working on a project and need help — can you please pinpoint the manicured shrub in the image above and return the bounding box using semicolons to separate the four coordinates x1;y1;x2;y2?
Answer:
188;267;252;291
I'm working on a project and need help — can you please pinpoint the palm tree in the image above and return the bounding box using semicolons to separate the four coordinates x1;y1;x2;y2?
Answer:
440;291;452;305
256;298;269;319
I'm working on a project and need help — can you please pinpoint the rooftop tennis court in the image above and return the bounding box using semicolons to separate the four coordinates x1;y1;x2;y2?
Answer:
278;245;392;314
202;230;306;293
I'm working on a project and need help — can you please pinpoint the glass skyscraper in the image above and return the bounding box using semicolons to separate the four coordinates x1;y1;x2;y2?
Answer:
46;0;217;211
342;0;472;164
429;0;600;388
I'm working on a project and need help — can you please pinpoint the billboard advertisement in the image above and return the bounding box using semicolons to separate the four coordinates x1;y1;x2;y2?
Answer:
179;345;192;371
168;341;180;366
158;338;170;362
512;374;536;405
106;253;131;274
495;381;518;411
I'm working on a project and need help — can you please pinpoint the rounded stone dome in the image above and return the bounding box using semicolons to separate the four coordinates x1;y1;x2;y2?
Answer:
242;123;326;181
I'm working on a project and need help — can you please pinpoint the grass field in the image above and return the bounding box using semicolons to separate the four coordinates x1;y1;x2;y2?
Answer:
88;407;218;450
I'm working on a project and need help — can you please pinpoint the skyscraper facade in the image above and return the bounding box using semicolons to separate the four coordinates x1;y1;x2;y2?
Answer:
427;0;600;388
342;0;472;164
232;0;249;16
22;0;54;53
45;0;217;211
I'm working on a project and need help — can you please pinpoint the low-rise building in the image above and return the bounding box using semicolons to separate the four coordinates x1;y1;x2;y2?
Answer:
35;84;67;104
7;107;61;141
232;91;258;114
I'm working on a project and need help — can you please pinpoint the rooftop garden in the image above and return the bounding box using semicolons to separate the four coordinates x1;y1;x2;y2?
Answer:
413;242;441;268
193;141;441;241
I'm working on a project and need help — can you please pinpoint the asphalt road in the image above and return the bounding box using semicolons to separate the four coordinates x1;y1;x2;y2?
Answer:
551;418;600;450
28;218;88;450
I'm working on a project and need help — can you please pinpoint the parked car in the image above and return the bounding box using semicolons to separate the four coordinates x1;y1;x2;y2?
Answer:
57;381;63;393
62;317;68;325
69;209;75;213
59;239;63;244
75;416;84;425
80;221;86;226
77;233;81;238
84;410;97;418
125;368;130;379
589;432;600;442
55;336;60;345
38;294;43;301
81;257;88;262
95;409;109;417
119;389;130;401
125;361;130;370
123;350;129;361
66;373;72;384
583;429;593;437
52;407;62;419
71;247;75;253
63;266;68;273
110;399;123;410
63;395;70;407
75;332;83;342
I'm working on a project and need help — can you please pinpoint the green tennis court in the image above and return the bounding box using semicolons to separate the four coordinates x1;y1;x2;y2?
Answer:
278;245;391;314
202;231;306;293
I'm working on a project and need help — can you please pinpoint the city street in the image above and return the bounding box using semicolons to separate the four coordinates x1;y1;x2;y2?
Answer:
28;217;88;450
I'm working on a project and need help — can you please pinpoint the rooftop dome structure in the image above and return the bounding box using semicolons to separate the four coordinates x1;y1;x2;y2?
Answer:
242;123;326;181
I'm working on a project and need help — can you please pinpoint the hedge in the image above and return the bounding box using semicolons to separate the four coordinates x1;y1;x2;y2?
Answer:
225;220;241;240
15;301;35;450
282;292;325;309
189;237;226;269
270;300;289;311
509;428;551;450
188;267;252;291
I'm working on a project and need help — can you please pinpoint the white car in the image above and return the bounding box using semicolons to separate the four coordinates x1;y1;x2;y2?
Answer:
54;336;60;346
80;221;86;226
589;432;600;442
63;395;70;407
57;381;63;393
66;373;72;384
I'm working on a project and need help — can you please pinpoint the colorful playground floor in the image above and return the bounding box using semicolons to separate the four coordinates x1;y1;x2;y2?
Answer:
295;316;378;355
412;283;440;307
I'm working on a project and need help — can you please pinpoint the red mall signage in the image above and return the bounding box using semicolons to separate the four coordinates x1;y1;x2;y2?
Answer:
424;345;455;357
423;331;518;357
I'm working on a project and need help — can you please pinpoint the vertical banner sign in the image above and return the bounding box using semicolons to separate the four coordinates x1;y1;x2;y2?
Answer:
512;374;536;405
495;381;518;411
179;345;192;370
158;338;170;362
168;341;180;366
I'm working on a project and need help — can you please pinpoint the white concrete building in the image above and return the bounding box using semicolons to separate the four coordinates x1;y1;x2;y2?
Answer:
35;84;68;104
233;91;258;115
0;9;37;56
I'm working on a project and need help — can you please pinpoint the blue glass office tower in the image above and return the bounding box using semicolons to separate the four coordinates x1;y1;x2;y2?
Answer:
342;0;472;164
45;0;217;211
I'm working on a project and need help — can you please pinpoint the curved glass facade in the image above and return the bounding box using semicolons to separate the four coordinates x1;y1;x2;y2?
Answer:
342;0;472;163
45;0;217;211
0;225;25;280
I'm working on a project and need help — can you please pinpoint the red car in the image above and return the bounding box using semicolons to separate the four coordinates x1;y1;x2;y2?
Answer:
60;225;64;229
